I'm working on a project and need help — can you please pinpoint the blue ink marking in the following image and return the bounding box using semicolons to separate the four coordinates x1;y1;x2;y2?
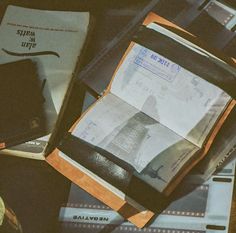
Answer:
170;63;181;73
134;47;181;82
150;54;170;68
139;47;148;57
150;54;158;61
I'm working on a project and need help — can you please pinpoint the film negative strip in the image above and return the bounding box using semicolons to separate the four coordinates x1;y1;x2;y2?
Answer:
61;222;206;233
61;184;209;218
59;171;234;233
154;175;234;232
162;184;209;218
214;155;236;176
204;0;236;30
64;203;110;210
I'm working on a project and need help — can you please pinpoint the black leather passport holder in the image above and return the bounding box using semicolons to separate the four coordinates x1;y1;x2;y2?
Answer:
0;59;48;149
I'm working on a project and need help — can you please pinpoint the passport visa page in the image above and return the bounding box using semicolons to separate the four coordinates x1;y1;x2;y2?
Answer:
70;22;232;193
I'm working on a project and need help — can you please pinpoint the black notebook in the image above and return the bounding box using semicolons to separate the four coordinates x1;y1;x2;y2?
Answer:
0;59;54;149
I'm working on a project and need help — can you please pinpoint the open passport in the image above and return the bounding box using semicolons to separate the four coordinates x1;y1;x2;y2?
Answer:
47;12;236;227
68;35;234;195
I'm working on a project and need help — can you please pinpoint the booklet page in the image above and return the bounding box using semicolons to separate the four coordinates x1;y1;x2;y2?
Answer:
0;5;89;113
72;93;199;190
111;43;231;147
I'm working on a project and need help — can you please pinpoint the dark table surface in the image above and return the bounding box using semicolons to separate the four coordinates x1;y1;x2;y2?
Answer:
0;156;70;233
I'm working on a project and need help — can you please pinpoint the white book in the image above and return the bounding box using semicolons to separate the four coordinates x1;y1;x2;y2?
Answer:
0;5;90;159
